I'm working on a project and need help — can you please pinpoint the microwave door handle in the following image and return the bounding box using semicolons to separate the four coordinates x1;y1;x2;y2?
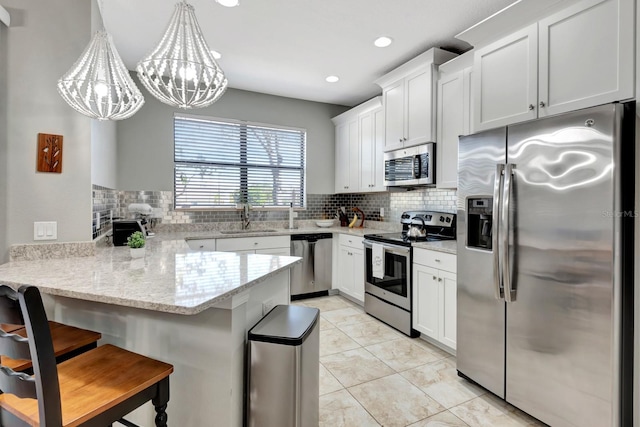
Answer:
413;155;422;179
493;164;504;300
502;163;515;303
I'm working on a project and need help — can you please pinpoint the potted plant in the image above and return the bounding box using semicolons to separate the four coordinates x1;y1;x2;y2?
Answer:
127;231;146;258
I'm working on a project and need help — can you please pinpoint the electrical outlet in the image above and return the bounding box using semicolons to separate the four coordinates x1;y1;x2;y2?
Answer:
380;207;385;217
95;212;101;230
262;299;275;316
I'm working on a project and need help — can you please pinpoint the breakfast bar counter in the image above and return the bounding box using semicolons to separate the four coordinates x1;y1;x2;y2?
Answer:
0;235;301;426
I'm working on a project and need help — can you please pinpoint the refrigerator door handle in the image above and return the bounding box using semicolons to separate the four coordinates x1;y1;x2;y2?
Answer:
492;164;505;300
502;163;515;302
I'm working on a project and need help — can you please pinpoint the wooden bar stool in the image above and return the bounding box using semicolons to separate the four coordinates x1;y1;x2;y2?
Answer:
0;285;173;427
1;321;101;373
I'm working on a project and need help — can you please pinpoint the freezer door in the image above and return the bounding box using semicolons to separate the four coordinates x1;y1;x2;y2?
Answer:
457;127;506;398
505;104;619;427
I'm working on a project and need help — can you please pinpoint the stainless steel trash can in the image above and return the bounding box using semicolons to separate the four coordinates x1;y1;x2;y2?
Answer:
247;304;320;427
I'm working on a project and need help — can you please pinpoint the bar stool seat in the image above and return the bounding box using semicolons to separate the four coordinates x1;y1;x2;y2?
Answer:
0;285;173;427
1;321;101;372
0;344;173;426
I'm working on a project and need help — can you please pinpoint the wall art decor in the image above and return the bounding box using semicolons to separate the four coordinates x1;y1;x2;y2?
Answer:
37;133;63;173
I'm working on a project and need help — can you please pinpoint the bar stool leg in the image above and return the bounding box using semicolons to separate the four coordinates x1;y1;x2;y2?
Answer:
152;377;170;427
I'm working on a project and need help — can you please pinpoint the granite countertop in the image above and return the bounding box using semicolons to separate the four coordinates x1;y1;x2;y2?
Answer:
0;236;301;315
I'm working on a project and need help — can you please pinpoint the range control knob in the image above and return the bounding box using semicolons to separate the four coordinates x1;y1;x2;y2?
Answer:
439;216;445;222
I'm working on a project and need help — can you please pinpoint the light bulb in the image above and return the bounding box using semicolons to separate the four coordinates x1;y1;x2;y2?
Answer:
179;66;196;81
94;82;108;97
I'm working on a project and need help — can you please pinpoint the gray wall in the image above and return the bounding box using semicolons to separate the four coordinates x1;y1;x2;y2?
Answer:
117;76;349;194
3;0;93;260
0;20;7;261
91;120;117;188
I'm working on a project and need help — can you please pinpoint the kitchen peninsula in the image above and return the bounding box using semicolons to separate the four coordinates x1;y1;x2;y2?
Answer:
0;233;301;426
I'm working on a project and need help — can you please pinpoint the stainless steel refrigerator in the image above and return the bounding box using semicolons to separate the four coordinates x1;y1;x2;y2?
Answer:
457;102;634;427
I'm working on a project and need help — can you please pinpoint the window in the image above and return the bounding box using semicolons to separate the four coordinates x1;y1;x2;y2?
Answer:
174;115;306;209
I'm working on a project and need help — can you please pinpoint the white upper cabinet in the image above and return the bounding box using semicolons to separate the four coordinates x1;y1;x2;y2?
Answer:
334;120;356;193
332;97;384;194
360;107;385;191
473;0;634;131
376;48;458;152
437;53;473;189
537;0;634;117
473;24;538;131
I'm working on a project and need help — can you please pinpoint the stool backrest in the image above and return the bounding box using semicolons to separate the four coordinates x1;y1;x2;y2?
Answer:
0;285;62;426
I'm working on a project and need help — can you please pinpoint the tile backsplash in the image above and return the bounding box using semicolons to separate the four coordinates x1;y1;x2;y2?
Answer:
92;185;456;238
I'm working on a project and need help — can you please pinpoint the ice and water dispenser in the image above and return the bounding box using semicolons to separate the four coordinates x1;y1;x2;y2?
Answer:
467;198;492;250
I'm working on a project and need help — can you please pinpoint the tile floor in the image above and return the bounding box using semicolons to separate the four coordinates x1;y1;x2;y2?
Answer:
293;295;546;427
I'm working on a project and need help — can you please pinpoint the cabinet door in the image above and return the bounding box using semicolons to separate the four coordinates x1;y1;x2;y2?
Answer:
473;24;538;131
338;246;354;296
359;111;374;191
383;80;405;151
347;120;360;192
334;123;350;193
439;270;457;350
437;70;465;189
538;0;634;117
360;107;385;192
351;248;365;302
405;66;435;147
371;108;386;192
412;264;439;339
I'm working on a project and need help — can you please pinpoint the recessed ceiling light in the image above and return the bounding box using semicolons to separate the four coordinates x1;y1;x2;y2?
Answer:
211;50;222;59
216;0;239;7
325;75;339;83
374;36;393;48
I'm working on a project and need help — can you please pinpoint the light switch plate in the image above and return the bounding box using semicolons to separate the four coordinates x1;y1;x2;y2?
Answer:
34;221;57;241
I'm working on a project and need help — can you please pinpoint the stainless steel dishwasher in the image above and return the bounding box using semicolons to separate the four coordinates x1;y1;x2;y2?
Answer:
290;233;332;300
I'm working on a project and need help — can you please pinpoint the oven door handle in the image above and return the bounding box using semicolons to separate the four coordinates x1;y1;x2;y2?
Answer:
363;240;411;256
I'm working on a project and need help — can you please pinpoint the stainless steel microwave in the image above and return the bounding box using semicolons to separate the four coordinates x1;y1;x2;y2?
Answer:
383;143;435;186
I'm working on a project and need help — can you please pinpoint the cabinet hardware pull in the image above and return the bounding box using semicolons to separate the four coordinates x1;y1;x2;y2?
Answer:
399;138;403;142
435;259;440;262
438;278;442;282
432;276;437;280
528;104;535;111
539;101;546;108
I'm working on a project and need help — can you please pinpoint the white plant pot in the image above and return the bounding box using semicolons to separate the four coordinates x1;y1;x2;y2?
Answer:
130;247;146;259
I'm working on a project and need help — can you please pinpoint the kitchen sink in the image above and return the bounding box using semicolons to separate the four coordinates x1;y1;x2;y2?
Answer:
220;229;278;234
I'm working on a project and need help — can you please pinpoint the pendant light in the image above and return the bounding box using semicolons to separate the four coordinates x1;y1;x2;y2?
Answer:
136;1;228;109
57;3;144;120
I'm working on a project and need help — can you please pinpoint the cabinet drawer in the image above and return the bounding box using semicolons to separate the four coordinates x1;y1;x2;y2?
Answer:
216;235;290;252
338;234;364;250
413;249;456;273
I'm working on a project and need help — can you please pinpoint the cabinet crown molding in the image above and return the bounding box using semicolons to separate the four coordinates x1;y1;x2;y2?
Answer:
374;48;457;89
331;96;382;125
455;0;582;48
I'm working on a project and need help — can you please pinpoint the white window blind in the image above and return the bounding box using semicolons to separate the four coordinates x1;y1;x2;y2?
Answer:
174;115;306;209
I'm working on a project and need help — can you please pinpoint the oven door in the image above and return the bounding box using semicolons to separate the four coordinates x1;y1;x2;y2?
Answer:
363;240;411;311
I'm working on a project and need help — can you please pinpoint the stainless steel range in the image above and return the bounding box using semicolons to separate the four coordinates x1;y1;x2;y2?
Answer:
363;211;456;337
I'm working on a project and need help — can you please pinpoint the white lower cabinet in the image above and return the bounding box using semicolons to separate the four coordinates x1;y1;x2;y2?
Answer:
337;235;365;302
189;235;291;255
412;248;457;351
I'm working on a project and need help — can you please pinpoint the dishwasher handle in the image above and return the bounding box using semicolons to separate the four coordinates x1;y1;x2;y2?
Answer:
308;241;316;278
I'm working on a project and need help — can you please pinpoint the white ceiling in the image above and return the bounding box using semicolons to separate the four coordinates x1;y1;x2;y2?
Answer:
102;0;516;107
